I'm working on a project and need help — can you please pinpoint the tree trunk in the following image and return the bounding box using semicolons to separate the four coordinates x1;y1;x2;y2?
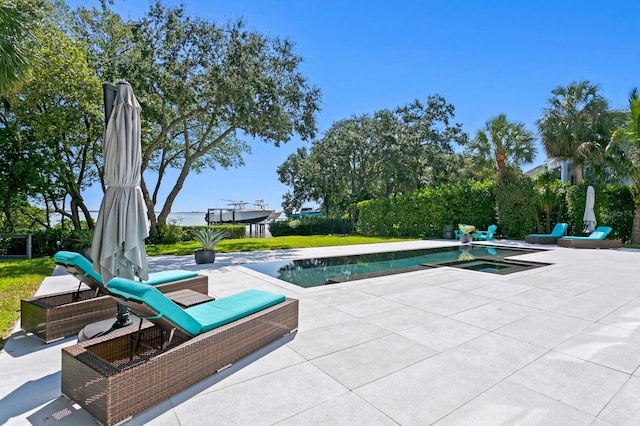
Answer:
632;203;640;245
575;164;584;185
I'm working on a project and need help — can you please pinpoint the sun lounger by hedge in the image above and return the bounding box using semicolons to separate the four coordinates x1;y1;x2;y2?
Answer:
557;226;621;249
61;278;298;426
20;251;209;343
525;223;568;245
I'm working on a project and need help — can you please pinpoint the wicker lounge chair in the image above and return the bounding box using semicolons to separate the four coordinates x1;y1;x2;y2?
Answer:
62;277;298;426
558;226;621;249
473;224;497;241
20;251;209;342
525;223;568;245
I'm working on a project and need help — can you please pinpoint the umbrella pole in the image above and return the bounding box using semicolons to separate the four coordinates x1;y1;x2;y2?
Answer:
112;303;131;328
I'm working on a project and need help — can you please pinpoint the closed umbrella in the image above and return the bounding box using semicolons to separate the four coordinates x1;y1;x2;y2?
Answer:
89;81;149;330
582;185;596;233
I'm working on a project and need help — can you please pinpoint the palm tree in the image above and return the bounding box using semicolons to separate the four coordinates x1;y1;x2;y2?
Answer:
466;114;536;176
607;88;640;244
537;80;613;184
0;5;33;93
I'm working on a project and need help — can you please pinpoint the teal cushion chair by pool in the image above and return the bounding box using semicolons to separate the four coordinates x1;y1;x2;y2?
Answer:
106;277;287;338
561;226;612;240
524;222;568;245
20;251;209;343
62;276;299;426
473;224;497;241
557;226;621;249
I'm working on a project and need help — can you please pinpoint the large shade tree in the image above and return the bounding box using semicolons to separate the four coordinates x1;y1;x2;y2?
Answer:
607;88;640;244
278;96;468;216
76;2;321;239
466;114;536;177
537;80;613;184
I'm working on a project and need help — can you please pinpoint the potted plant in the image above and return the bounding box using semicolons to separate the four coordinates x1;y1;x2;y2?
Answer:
192;228;227;264
458;224;475;244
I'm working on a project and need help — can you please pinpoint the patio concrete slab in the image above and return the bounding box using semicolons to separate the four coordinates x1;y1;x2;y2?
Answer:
399;317;488;352
450;300;539;331
2;239;640;425
509;351;629;416
555;323;640;374
433;380;595;425
311;333;437;389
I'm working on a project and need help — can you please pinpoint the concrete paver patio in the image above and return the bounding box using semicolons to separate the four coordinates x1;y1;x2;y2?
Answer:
1;240;640;425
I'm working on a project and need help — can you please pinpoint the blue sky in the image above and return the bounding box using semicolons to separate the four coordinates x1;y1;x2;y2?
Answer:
68;0;640;213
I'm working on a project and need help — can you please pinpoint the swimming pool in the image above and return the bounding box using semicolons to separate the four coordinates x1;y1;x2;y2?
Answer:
243;245;548;288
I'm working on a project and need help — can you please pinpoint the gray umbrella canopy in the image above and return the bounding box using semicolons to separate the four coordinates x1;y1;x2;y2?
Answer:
91;81;149;284
583;185;597;233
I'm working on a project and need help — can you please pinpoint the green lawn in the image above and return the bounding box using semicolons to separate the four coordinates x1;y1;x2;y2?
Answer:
146;235;413;256
0;258;55;347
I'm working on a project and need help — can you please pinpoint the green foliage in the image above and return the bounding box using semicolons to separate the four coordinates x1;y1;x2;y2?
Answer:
183;225;245;240
76;3;321;236
68;228;94;250
191;228;227;250
156;222;185;245
600;185;634;242
30;227;71;257
537;80;615;183
269;217;354;237
458;224;476;235
466;114;536;176
494;168;537;239
356;180;495;238
278;96;468;217
0;4;35;93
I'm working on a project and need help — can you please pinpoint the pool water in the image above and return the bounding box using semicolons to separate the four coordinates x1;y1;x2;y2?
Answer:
243;245;548;288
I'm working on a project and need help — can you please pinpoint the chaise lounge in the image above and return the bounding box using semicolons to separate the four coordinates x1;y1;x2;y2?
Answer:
20;251;209;342
557;226;621;249
525;223;568;245
62;277;298;426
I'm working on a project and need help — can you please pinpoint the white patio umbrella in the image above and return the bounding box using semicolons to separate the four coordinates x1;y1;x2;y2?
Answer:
91;81;149;285
582;185;597;233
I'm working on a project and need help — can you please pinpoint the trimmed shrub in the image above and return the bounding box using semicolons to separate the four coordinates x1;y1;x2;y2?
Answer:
494;169;537;239
182;225;245;240
269;217;353;237
356;180;496;238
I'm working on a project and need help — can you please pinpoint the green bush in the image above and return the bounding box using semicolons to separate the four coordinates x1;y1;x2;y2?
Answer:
356;180;496;238
182;225;245;240
269;217;354;237
494;169;537;239
156;222;185;245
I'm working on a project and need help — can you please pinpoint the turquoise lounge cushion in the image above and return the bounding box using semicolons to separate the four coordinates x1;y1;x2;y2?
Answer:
53;251;103;286
187;289;286;332
562;226;612;241
107;278;286;336
144;270;198;285
53;251;197;286
528;223;568;238
107;276;203;336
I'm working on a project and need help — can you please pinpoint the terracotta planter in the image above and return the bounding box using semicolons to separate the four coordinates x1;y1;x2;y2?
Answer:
194;249;216;264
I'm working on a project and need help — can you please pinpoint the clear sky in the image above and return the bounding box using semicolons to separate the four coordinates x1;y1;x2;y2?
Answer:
67;0;639;213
